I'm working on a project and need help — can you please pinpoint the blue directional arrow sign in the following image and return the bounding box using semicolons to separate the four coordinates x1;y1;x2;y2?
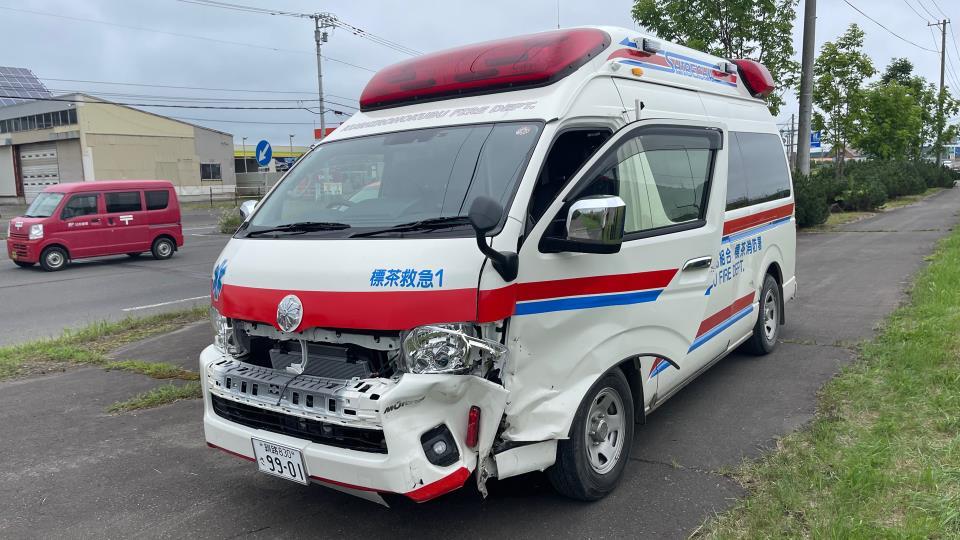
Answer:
810;130;822;149
255;140;272;167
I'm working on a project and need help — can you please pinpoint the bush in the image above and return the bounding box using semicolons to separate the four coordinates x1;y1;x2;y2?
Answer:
792;170;830;228
217;207;244;234
841;170;888;211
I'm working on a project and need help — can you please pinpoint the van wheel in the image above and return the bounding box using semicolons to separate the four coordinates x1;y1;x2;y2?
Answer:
547;369;633;501
40;247;68;272
151;237;175;260
746;274;781;355
13;261;34;268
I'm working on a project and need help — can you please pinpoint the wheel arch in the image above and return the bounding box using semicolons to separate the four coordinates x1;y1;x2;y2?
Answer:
40;242;70;259
153;233;178;252
764;261;786;324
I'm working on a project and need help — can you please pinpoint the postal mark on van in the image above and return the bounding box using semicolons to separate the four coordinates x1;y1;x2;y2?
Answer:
200;26;796;504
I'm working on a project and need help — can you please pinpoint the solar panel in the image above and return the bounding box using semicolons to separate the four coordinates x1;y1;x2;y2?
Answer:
0;66;52;107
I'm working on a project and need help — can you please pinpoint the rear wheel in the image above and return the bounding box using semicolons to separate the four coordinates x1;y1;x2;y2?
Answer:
746;274;781;355
13;261;34;268
548;369;633;501
151;237;174;260
40;246;68;272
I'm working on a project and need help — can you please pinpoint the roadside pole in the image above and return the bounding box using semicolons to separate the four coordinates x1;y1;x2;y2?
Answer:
796;0;816;176
928;19;949;166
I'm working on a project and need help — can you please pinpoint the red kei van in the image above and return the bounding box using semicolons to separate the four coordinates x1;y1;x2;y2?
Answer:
6;180;184;271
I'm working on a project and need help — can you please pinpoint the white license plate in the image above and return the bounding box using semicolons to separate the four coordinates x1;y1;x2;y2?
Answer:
251;438;308;485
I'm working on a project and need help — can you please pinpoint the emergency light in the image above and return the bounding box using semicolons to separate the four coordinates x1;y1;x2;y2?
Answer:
733;59;776;98
359;28;611;111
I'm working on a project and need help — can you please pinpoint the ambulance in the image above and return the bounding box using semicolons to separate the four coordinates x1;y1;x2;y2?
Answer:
202;26;796;504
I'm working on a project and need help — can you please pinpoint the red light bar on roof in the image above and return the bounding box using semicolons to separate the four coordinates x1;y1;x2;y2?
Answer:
359;28;611;111
733;59;775;98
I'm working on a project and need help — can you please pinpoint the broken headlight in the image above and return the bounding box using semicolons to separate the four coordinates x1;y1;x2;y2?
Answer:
210;306;248;357
400;324;506;375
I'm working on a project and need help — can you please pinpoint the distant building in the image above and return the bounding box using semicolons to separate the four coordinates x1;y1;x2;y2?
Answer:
0;92;235;202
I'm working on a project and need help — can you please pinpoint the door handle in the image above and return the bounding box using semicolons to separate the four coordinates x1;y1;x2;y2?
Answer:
90;218;101;223
682;256;712;272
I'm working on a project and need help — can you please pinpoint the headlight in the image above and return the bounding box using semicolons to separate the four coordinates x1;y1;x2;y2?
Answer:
209;306;247;357
28;224;43;240
400;324;506;375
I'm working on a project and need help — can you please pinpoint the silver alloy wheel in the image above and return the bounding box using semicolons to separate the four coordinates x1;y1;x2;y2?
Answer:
763;288;778;342
46;250;65;269
584;387;625;474
157;240;172;257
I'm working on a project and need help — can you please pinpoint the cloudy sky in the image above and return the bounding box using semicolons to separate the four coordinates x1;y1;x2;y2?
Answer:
1;0;957;145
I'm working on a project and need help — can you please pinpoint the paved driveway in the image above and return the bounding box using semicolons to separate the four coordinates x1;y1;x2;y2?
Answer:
2;190;957;539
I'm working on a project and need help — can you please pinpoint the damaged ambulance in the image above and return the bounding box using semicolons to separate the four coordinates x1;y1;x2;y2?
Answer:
202;26;796;504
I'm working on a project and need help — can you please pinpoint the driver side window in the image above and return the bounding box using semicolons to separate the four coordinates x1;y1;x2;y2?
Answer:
573;127;717;236
61;194;99;220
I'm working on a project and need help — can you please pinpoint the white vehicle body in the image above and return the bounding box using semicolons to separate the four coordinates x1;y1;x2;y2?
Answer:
202;26;796;503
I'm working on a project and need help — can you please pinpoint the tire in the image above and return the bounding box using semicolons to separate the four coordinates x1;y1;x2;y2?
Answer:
126;252;142;258
547;369;634;501
151;237;175;260
13;261;34;268
746;273;781;355
39;246;68;272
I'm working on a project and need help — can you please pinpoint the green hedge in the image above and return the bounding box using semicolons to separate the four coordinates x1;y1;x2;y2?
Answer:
792;160;956;222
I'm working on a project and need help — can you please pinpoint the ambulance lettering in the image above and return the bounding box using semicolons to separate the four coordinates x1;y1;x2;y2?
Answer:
370;268;444;288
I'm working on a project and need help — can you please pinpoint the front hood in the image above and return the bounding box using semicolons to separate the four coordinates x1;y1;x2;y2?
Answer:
6;216;44;236
211;237;493;331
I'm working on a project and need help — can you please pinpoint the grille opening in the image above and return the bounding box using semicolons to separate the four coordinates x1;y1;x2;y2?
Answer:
211;395;387;454
328;399;337;412
237;332;396;380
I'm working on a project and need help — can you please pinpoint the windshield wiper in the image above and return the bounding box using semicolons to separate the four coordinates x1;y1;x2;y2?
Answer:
350;216;473;238
245;221;351;237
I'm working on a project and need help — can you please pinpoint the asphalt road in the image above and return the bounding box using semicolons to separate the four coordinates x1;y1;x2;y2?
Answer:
1;189;958;539
0;209;227;346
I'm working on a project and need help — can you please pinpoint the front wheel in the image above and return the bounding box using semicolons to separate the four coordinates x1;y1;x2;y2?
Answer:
547;369;634;501
40;246;68;272
746;274;781;355
151;237;175;260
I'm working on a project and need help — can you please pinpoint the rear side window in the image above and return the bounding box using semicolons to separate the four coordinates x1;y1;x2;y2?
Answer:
61;194;99;219
735;132;792;205
145;190;170;210
725;135;750;210
105;191;143;213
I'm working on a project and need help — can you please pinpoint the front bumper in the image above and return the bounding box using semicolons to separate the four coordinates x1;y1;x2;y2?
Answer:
200;345;507;502
6;238;38;263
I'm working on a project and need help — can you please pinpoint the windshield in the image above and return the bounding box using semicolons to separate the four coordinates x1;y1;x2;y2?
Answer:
24;192;65;218
245;122;543;238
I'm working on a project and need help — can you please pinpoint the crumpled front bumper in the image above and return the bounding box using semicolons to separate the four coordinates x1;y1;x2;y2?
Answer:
200;345;507;502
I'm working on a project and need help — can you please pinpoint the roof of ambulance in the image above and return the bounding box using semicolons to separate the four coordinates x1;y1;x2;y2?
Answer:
324;26;759;143
44;180;175;193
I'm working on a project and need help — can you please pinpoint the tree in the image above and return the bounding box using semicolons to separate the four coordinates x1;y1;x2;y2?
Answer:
854;82;922;160
812;24;875;176
880;58;913;86
632;0;799;115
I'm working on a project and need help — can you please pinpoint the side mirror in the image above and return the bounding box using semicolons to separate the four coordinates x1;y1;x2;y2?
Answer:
239;199;258;221
467;196;519;282
542;195;626;254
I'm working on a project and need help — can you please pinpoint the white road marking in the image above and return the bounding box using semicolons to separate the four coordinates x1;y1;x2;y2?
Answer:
122;295;209;312
183;225;218;231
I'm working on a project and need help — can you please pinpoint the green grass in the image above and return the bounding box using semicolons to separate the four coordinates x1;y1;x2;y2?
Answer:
0;306;207;380
103;360;199;380
703;225;960;538
107;381;202;413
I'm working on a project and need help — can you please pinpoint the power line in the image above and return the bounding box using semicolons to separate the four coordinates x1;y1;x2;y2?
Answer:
902;0;930;22
0;5;377;72
843;0;938;53
38;77;359;102
914;0;940;20
0;94;331;111
172;116;323;125
927;0;949;18
0;85;360;108
174;0;421;56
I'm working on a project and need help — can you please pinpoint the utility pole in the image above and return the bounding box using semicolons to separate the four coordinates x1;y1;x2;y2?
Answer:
241;137;247;174
789;113;796;168
312;14;335;140
796;0;816;176
929;19;949;165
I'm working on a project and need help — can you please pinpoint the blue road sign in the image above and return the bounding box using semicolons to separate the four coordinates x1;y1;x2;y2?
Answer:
255;140;272;167
810;130;822;149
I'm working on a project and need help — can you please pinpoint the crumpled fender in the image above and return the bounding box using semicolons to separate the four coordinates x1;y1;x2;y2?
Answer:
378;374;507;495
